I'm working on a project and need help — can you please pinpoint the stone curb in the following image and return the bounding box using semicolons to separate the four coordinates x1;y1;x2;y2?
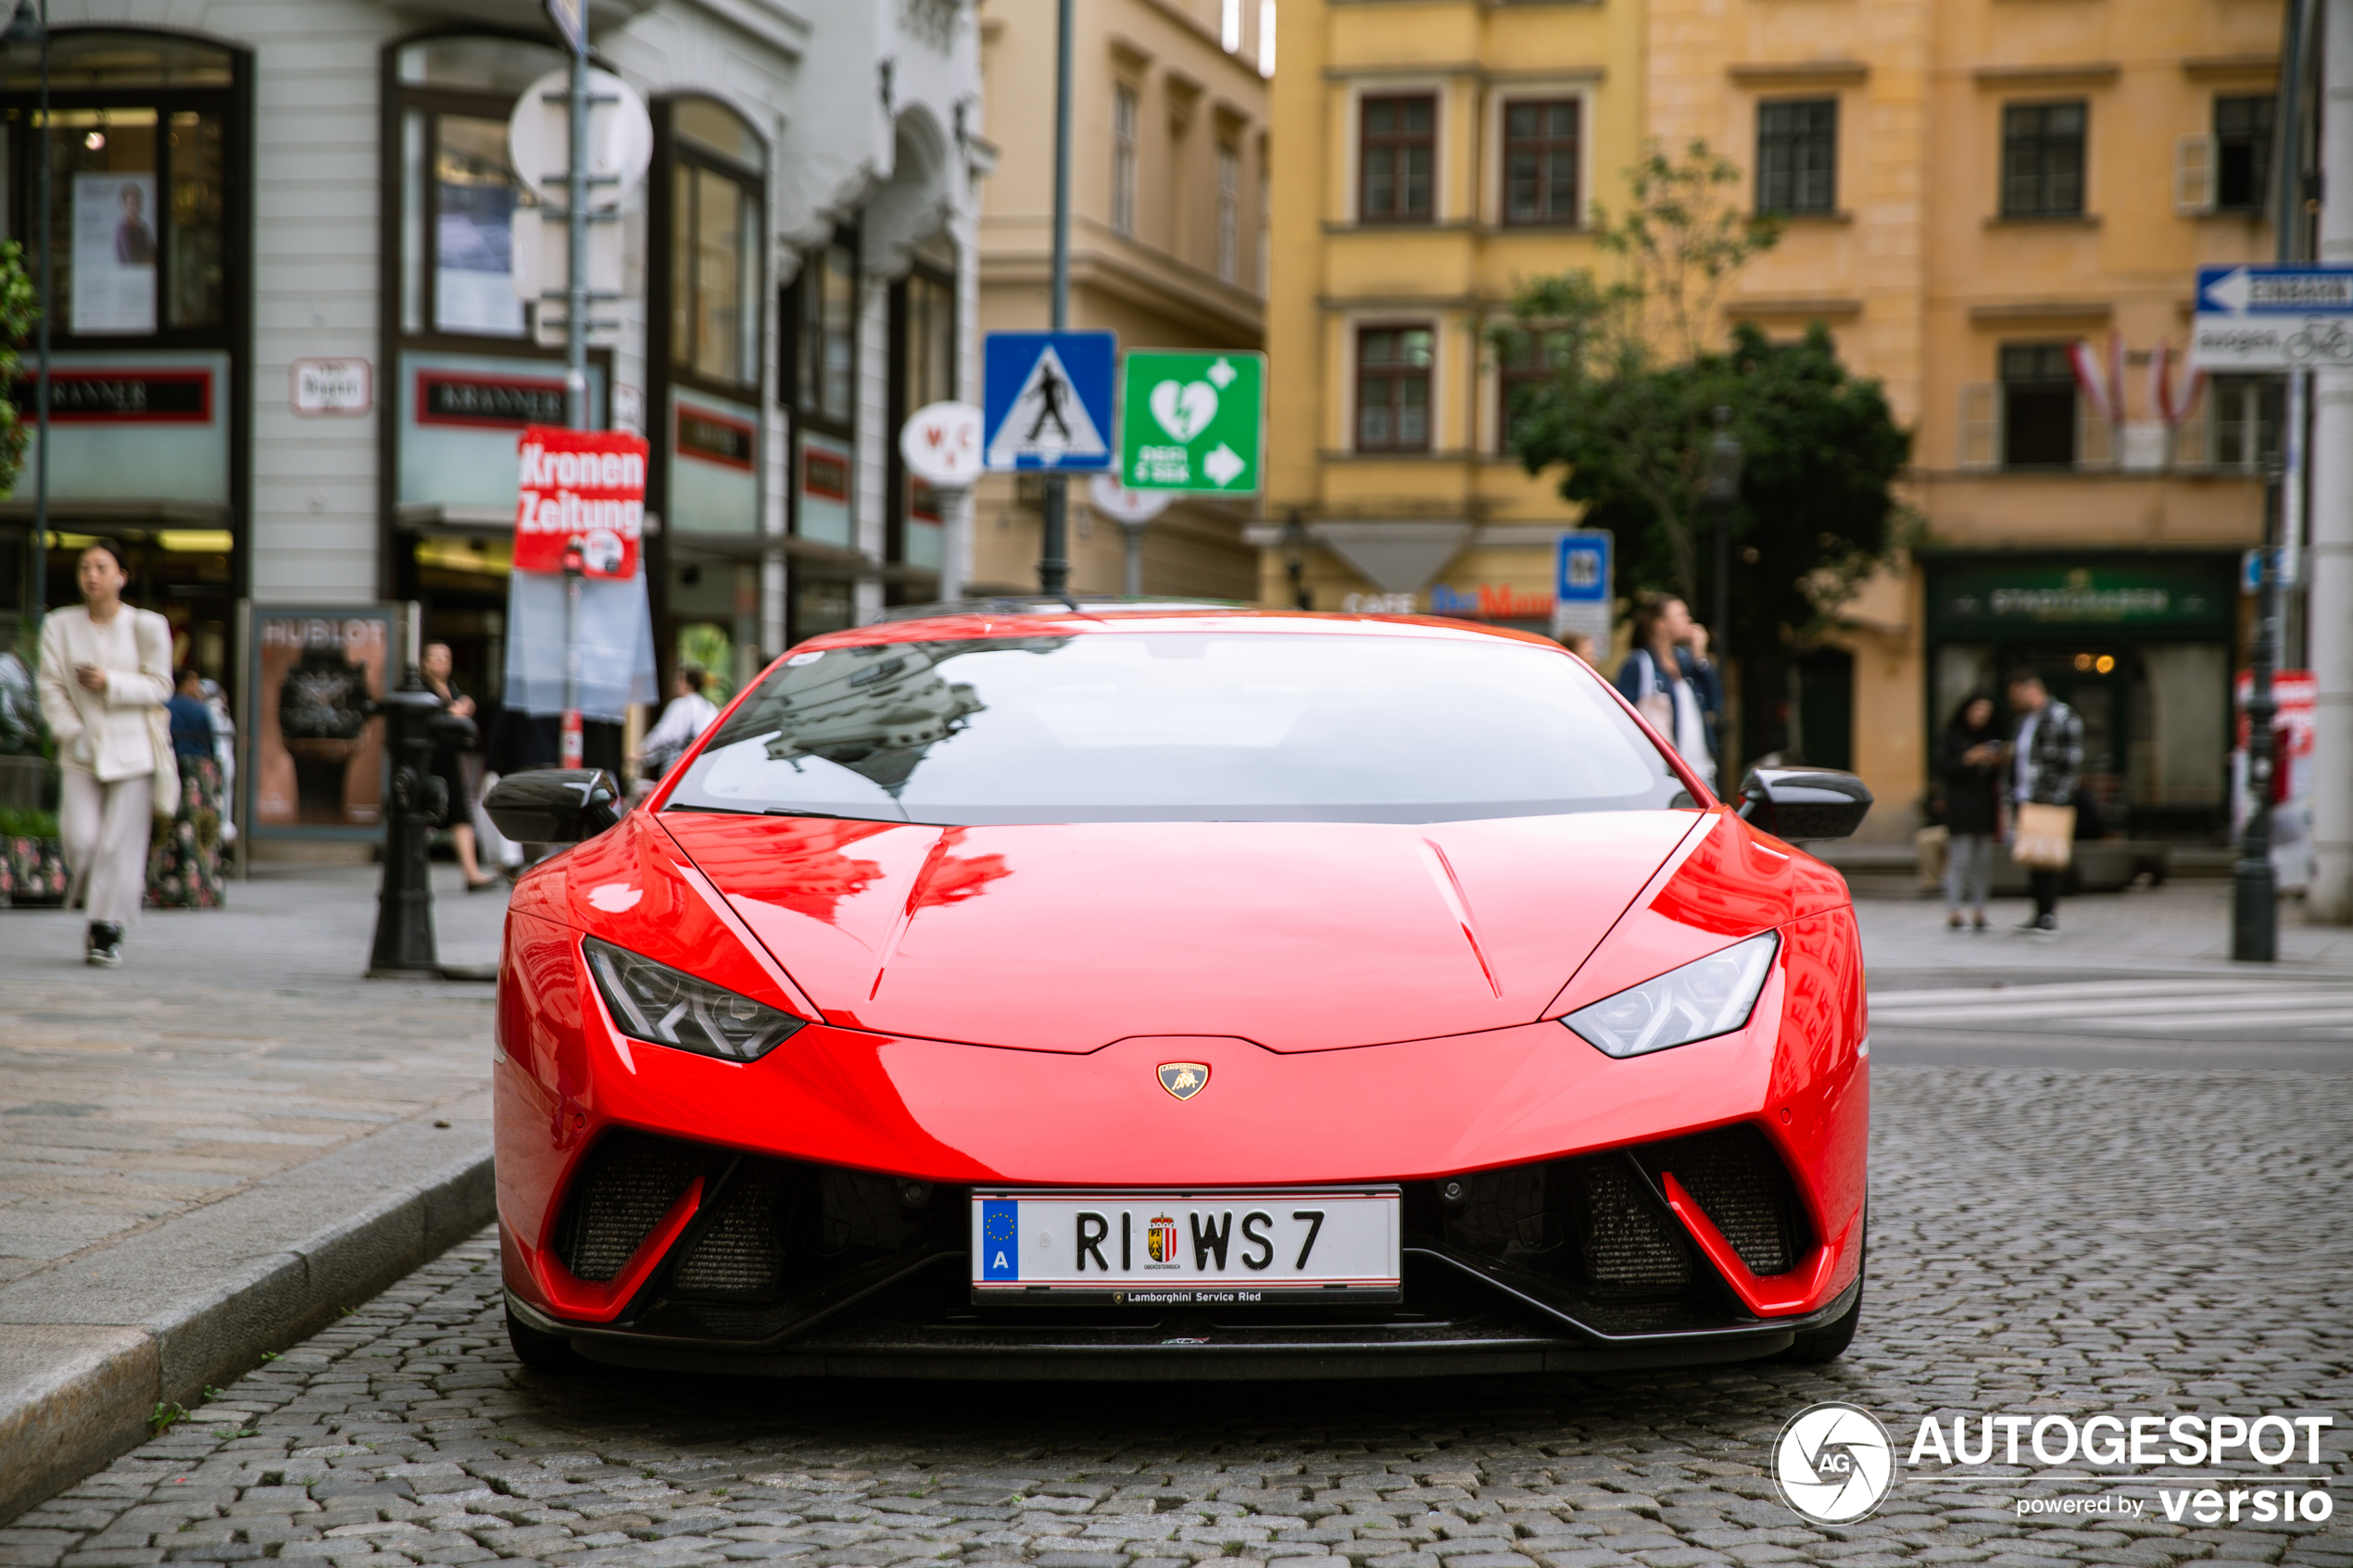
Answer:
0;1088;496;1523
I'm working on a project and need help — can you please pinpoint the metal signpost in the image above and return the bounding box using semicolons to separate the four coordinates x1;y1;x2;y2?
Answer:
1088;475;1176;596
2190;263;2353;960
1116;351;1265;495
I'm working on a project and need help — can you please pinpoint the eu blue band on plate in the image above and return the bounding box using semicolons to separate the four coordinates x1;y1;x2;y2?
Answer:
980;1199;1020;1280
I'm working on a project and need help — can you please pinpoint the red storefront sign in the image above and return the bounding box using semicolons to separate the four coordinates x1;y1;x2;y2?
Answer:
514;425;649;579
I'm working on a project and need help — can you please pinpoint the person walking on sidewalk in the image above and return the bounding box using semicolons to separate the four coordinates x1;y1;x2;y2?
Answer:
2005;667;2082;935
1937;694;2004;931
631;664;718;784
147;668;227;909
37;540;173;967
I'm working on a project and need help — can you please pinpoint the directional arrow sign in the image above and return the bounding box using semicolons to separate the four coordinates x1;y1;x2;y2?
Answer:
1117;350;1265;493
983;332;1115;470
2191;265;2353;370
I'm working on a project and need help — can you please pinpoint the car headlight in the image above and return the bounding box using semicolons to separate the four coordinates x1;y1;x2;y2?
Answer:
583;937;809;1062
1562;931;1780;1059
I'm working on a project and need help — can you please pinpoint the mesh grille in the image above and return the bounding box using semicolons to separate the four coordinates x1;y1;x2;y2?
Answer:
1444;1165;1557;1265
560;1130;710;1282
671;1163;788;1299
1651;1124;1805;1277
1568;1157;1692;1293
816;1169;922;1257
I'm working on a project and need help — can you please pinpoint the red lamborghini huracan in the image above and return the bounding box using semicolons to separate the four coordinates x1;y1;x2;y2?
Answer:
486;606;1872;1379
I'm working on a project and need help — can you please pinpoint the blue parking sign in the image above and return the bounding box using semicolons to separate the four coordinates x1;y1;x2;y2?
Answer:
1556;532;1611;602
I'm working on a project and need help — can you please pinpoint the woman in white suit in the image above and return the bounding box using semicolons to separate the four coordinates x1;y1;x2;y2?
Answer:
37;540;172;967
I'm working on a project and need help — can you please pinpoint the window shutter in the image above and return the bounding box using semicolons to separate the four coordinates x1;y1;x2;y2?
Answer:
1958;383;1997;470
2175;132;2217;216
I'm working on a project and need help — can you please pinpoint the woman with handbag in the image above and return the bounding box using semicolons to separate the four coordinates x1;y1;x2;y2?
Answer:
36;539;175;967
1614;595;1723;788
2004;667;2083;935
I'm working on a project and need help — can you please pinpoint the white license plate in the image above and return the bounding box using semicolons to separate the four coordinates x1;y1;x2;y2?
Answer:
971;1188;1402;1303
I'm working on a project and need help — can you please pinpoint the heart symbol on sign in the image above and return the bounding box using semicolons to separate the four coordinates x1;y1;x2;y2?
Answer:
1150;380;1218;443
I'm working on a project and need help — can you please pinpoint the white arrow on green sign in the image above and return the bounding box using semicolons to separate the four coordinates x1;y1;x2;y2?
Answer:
1117;350;1265;493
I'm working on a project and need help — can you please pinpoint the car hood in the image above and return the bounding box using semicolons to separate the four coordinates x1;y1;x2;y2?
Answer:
657;809;1711;1053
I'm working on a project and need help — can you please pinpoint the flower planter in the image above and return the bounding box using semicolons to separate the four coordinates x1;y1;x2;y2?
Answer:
0;834;69;906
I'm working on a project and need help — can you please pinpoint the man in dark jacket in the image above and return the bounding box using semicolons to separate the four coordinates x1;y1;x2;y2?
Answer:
2007;667;2083;934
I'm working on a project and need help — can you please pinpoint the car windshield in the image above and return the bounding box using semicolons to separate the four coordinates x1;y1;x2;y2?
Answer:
663;630;1692;825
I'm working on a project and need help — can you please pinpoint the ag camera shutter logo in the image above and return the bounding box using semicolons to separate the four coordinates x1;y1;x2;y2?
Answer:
1774;1402;1899;1522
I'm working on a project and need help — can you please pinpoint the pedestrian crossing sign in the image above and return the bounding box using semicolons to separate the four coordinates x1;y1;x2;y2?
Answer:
982;332;1116;470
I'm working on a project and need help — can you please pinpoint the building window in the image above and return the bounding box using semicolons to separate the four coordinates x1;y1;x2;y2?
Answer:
390;36;566;342
2000;344;2076;468
1360;94;1434;223
1357;326;1433;451
2214;94;2275;213
1113;83;1139;236
1495;326;1572;455
792;231;858;429
2208;375;2281;469
2002;101;2086;218
1216;143;1240;281
1756;98;1837;215
666;99;763;392
892;258;956;576
1502;99;1579;226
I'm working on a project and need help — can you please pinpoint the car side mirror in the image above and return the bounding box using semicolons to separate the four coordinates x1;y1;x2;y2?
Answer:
1736;767;1873;841
484;769;623;845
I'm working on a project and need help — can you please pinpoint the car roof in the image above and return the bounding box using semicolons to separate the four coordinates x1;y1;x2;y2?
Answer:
792;606;1576;655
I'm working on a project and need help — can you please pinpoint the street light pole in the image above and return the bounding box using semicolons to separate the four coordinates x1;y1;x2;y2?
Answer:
2233;464;2284;961
1038;0;1074;596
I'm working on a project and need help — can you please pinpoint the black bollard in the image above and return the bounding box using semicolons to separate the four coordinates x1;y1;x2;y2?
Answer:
367;663;477;977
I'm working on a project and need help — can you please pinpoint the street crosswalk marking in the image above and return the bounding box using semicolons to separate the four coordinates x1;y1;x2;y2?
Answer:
1866;976;2353;1036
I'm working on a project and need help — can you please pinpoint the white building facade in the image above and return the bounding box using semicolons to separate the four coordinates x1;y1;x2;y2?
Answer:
1;0;986;707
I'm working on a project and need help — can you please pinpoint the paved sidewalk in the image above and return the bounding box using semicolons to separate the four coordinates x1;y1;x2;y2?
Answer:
0;865;506;1286
1856;876;2353;982
0;864;508;1518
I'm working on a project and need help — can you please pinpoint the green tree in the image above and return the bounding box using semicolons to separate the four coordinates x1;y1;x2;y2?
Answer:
0;240;36;499
1499;144;1909;767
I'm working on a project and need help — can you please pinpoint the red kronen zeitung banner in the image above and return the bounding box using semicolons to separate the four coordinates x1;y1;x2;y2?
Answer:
514;425;649;579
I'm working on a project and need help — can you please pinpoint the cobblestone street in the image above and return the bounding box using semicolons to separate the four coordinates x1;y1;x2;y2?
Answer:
5;1063;2345;1568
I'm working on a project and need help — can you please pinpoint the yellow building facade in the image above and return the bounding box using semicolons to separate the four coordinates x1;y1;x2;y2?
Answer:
1261;0;1648;630
1651;0;2281;840
972;0;1272;600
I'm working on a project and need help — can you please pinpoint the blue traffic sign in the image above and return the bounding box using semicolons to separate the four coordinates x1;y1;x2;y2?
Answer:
983;332;1115;470
2196;265;2353;318
1555;531;1612;603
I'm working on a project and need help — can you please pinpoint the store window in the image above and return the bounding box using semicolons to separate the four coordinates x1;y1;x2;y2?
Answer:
1;29;245;668
1360;94;1434;223
2213;95;2275;214
667;99;762;394
2000;344;2076;468
4;32;237;345
1503;99;1579;226
390;36;565;342
1756;98;1836;215
890;257;956;579
2001;101;2085;218
1357;326;1432;451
